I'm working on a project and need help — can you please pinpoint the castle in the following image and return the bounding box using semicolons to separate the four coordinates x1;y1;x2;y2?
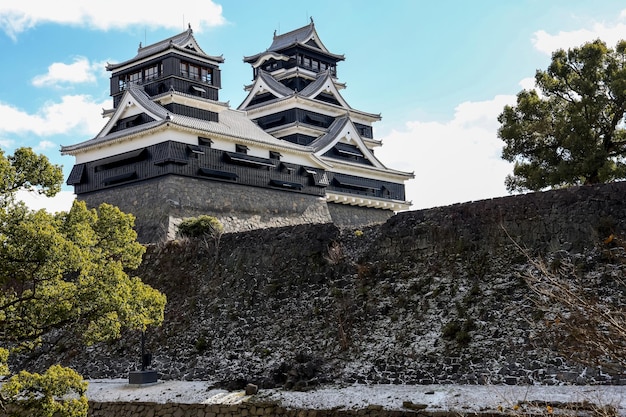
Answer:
61;20;413;243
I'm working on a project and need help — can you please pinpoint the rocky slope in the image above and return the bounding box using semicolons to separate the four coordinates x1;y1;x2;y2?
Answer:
19;183;626;388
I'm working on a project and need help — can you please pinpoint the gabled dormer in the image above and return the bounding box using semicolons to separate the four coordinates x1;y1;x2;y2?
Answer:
106;25;224;109
239;70;294;109
299;71;350;109
310;117;385;169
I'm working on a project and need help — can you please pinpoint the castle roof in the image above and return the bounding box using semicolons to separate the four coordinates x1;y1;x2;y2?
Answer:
256;70;295;97
243;20;344;64
61;84;307;155
106;26;224;71
239;72;381;123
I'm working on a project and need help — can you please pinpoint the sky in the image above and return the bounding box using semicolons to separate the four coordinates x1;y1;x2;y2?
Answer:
2;1;626;212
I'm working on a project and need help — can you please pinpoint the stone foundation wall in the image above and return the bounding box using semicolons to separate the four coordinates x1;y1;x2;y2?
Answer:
86;401;467;417
375;181;626;258
79;175;333;243
327;202;393;229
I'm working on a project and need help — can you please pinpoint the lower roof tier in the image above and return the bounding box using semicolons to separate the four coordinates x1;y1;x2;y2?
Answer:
66;140;408;209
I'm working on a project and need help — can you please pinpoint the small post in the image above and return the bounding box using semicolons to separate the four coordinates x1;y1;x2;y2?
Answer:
141;330;146;371
129;328;158;385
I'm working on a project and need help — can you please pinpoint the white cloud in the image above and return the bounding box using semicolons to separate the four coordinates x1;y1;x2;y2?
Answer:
0;139;14;149
532;11;626;54
518;77;536;91
16;189;76;213
32;57;99;87
0;1;225;39
34;140;56;151
0;95;109;137
377;95;517;210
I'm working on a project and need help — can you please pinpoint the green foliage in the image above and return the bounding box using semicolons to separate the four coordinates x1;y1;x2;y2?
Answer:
0;347;8;377
0;147;63;207
0;201;166;347
0;148;166;416
442;319;474;345
195;335;209;353
498;39;626;192
1;365;88;417
177;215;224;239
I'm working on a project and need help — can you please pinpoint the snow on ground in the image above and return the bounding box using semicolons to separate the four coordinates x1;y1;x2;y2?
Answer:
86;379;626;414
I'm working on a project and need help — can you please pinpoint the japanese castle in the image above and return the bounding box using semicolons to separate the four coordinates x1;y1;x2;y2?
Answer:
61;20;413;242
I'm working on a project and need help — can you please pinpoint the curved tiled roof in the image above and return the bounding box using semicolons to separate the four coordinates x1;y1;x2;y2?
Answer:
269;23;316;52
256;70;295;97
243;21;344;63
107;27;224;71
308;116;351;152
61;84;310;154
298;70;350;106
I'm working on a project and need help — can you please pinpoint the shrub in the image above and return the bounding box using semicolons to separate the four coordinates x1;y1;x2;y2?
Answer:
177;215;224;239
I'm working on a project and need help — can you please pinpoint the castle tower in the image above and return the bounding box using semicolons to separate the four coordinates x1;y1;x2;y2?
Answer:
61;23;412;243
239;19;413;225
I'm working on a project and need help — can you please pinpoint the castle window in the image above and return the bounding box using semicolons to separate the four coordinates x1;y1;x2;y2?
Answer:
259;114;284;129
333;174;380;192
181;61;213;84
129;71;141;84
198;137;213;147
335;142;364;158
188;144;204;155
269;151;281;160
270;179;303;190
189;64;200;80
312;60;319;71
303;57;311;68
180;62;189;78
103;171;137;186
94;148;147;172
191;85;206;97
225;152;275;168
201;67;212;84
144;64;160;81
118;70;142;90
199;168;238;180
281;162;296;173
305;113;327;126
235;144;249;154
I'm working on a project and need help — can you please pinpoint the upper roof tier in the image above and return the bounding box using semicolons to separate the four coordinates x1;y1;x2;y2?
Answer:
107;25;224;72
60;83;300;155
243;19;345;64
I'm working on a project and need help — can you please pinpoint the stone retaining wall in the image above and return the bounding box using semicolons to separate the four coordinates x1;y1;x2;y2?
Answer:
20;182;626;387
86;401;471;417
80;175;334;242
327;202;393;229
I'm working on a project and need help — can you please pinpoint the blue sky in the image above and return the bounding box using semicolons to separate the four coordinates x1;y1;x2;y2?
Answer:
2;1;626;212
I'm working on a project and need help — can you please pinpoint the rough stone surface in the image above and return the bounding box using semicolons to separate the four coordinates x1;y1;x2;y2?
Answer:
79;175;395;243
18;182;626;388
326;203;393;229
